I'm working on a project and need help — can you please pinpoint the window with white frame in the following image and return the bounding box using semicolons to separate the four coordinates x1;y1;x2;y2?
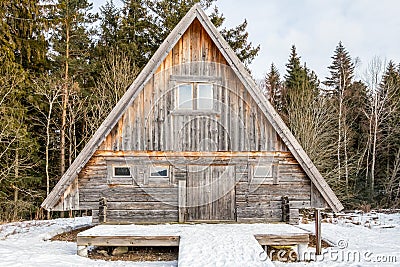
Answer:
253;166;272;178
113;166;131;177
252;165;273;185
107;165;134;185
150;166;169;177
177;83;213;110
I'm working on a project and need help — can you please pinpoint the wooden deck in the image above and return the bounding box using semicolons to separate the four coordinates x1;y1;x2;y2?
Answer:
76;223;311;265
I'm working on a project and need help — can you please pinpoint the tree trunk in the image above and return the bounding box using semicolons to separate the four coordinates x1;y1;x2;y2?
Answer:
46;102;52;196
344;121;349;195
370;94;378;201
337;91;343;183
13;149;19;220
60;18;70;176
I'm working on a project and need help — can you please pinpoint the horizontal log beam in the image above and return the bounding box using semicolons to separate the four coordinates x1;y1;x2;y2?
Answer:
77;235;180;247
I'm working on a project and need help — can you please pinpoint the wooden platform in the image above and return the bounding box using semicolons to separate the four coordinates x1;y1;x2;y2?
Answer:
77;235;179;247
76;223;310;265
255;233;309;246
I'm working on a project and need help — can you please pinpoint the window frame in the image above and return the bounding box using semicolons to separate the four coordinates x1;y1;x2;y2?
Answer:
177;83;194;110
149;165;170;178
253;165;272;178
176;82;214;111
197;83;214;110
251;164;274;185
113;166;131;178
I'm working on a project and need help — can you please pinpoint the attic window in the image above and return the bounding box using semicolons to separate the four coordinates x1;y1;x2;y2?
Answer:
177;83;213;110
178;84;193;109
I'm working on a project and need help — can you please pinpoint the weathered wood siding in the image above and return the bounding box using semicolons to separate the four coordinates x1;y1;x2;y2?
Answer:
98;19;287;152
235;153;312;223
64;19;329;224
72;151;326;223
76;154;178;223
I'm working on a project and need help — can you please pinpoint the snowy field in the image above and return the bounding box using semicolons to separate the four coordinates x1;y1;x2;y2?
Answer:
0;212;399;267
287;211;400;267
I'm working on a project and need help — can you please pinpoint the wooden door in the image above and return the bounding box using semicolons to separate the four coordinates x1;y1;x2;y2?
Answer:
186;165;236;221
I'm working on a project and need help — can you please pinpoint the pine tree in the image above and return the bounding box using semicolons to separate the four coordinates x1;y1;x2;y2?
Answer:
324;42;355;194
0;56;41;221
324;41;354;94
118;0;157;69
220;19;260;67
49;0;97;176
264;63;282;111
284;45;303;90
147;0;215;40
282;45;319;117
378;61;400;206
0;0;49;72
99;0;121;49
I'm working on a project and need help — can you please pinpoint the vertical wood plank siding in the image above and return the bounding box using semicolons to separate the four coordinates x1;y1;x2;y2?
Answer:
98;19;287;153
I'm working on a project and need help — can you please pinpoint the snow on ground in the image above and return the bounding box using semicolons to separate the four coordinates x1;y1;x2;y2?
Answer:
79;223;305;267
275;212;400;267
0;217;175;267
0;212;399;267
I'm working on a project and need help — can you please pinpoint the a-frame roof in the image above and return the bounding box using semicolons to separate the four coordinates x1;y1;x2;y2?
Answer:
42;4;344;212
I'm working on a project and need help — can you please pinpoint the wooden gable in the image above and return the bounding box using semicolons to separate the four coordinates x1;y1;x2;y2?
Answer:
99;19;287;153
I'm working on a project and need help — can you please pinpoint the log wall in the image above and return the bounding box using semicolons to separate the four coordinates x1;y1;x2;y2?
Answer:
73;151;322;224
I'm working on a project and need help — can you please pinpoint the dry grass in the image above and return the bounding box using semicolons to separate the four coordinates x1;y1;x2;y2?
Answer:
89;246;179;261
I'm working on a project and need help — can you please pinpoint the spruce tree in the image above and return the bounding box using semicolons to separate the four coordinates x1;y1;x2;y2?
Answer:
324;41;355;194
282;45;319;117
49;0;97;176
284;45;303;90
264;63;282;111
220;20;260;67
379;61;400;205
118;0;157;69
0;0;49;72
0;56;41;221
324;41;354;94
99;0;121;49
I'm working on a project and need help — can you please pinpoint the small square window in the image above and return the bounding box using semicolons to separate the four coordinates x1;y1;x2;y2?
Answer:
150;166;169;177
197;84;213;110
178;84;193;109
254;166;272;177
114;167;131;177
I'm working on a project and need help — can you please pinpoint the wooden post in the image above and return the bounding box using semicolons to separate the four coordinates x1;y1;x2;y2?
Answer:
315;209;322;255
281;196;290;223
178;179;187;223
99;197;107;224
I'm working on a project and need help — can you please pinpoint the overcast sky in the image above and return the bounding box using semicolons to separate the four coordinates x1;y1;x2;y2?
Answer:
93;0;400;81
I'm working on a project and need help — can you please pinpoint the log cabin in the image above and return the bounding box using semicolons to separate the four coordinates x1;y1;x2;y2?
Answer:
41;4;343;224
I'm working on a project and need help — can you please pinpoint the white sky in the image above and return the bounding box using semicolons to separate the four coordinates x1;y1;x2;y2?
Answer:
92;0;400;81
